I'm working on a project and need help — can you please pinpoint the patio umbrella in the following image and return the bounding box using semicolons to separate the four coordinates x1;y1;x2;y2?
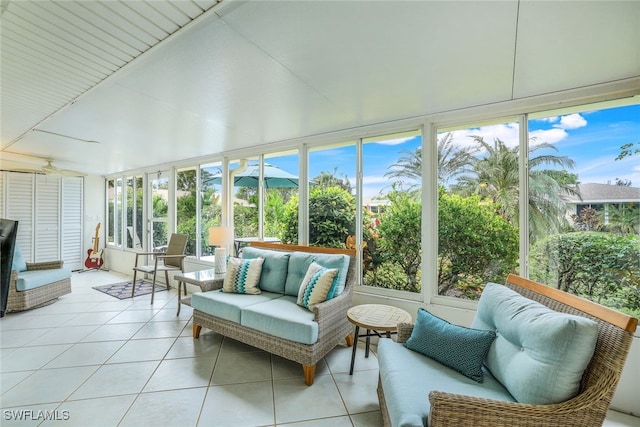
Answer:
208;162;299;188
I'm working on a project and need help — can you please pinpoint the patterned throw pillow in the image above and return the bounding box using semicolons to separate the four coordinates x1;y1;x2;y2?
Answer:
404;308;496;383
223;257;264;294
296;262;338;310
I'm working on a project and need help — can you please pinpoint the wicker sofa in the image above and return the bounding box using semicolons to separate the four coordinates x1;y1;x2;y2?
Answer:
7;244;72;312
377;274;638;427
192;242;356;386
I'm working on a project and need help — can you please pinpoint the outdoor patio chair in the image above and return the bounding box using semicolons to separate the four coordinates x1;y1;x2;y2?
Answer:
132;233;187;304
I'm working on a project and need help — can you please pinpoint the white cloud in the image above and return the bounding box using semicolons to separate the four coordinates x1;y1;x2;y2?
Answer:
446;123;520;149
529;128;568;144
371;136;415;146
556;113;587;130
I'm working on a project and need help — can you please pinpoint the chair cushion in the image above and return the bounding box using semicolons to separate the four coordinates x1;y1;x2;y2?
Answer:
191;290;281;323
404;308;496;382
11;244;27;272
16;268;72;291
242;247;290;294
223;257;264;294
241;296;318;344
296;262;338;310
378;338;515;427
471;282;599;404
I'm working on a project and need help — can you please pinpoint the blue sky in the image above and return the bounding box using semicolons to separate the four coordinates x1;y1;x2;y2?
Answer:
239;103;639;198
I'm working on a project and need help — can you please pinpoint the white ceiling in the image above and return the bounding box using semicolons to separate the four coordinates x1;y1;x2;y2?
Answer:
1;0;639;176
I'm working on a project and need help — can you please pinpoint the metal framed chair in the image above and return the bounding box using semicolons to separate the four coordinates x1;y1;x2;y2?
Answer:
132;233;188;304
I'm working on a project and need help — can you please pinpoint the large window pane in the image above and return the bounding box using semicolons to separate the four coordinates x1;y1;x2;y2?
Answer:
437;121;520;299
528;103;640;317
126;176;143;250
177;167;197;256
307;143;356;247
229;157;260;254
201;161;223;259
149;171;169;251
363;130;422;293
263;152;298;244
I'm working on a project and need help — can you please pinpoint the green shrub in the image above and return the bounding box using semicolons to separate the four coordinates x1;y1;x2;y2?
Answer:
531;232;640;315
438;188;519;298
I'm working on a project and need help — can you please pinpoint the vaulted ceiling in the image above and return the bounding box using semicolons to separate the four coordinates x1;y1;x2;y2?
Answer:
1;0;639;176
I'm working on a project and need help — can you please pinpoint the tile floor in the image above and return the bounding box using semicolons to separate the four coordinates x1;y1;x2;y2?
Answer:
1;270;639;427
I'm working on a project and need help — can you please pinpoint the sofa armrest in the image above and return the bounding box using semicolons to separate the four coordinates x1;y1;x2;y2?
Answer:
26;260;64;270
312;288;352;326
396;323;414;343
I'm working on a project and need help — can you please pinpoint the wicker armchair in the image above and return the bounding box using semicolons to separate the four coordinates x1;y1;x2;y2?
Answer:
378;274;638;427
7;260;71;312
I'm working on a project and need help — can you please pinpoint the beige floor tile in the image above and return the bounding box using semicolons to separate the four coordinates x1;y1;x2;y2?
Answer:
273;374;348;424
44;340;126;368
69;360;159;400
0;344;71;372
24;325;99;346
211;350;272;385
143;356;216;392
199;381;274;427
80;322;145;342
107;338;175;363
119;387;207;427
42;395;137;427
333;369;380;414
0;365;98;407
165;334;223;359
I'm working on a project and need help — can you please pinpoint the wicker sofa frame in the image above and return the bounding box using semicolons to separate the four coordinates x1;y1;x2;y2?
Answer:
192;242;356;386
7;261;72;312
378;273;638;427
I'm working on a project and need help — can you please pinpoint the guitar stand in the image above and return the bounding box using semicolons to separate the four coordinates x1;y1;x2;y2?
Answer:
76;266;109;273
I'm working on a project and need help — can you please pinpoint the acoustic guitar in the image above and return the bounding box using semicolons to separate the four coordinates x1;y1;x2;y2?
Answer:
85;223;104;269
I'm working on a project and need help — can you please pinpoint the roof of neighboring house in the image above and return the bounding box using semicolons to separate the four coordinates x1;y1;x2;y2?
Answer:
568;183;640;204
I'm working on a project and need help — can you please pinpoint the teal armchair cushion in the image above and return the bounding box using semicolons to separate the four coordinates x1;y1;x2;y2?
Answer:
471;283;599;404
11;244;27;272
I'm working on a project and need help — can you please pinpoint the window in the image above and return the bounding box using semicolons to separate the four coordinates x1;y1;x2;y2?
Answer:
362;130;422;293
149;170;169;251
528;102;640;317
307;143;356;247
262;151;299;244
107;178;123;247
126;176;143;250
436;119;521;300
200;161;223;258
176;167;197;256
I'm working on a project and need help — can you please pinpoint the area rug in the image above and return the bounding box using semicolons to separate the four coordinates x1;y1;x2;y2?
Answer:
92;280;166;300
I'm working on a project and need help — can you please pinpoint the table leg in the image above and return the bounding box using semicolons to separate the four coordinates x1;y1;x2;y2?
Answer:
177;280;182;316
386;331;391;338
365;329;371;358
349;325;359;375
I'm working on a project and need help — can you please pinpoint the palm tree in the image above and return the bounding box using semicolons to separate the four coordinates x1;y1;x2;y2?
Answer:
385;132;477;188
453;136;578;240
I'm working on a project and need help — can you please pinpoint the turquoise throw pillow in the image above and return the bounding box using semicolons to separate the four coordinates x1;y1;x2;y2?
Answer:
404;308;496;383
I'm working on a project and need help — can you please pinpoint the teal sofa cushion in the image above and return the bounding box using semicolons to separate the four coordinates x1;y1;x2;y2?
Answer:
241;296;318;345
242;247;290;294
11;244;27;272
378;338;515;427
284;252;315;296
284;252;349;297
404;308;496;383
471;283;599;405
191;290;282;323
16;268;72;291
